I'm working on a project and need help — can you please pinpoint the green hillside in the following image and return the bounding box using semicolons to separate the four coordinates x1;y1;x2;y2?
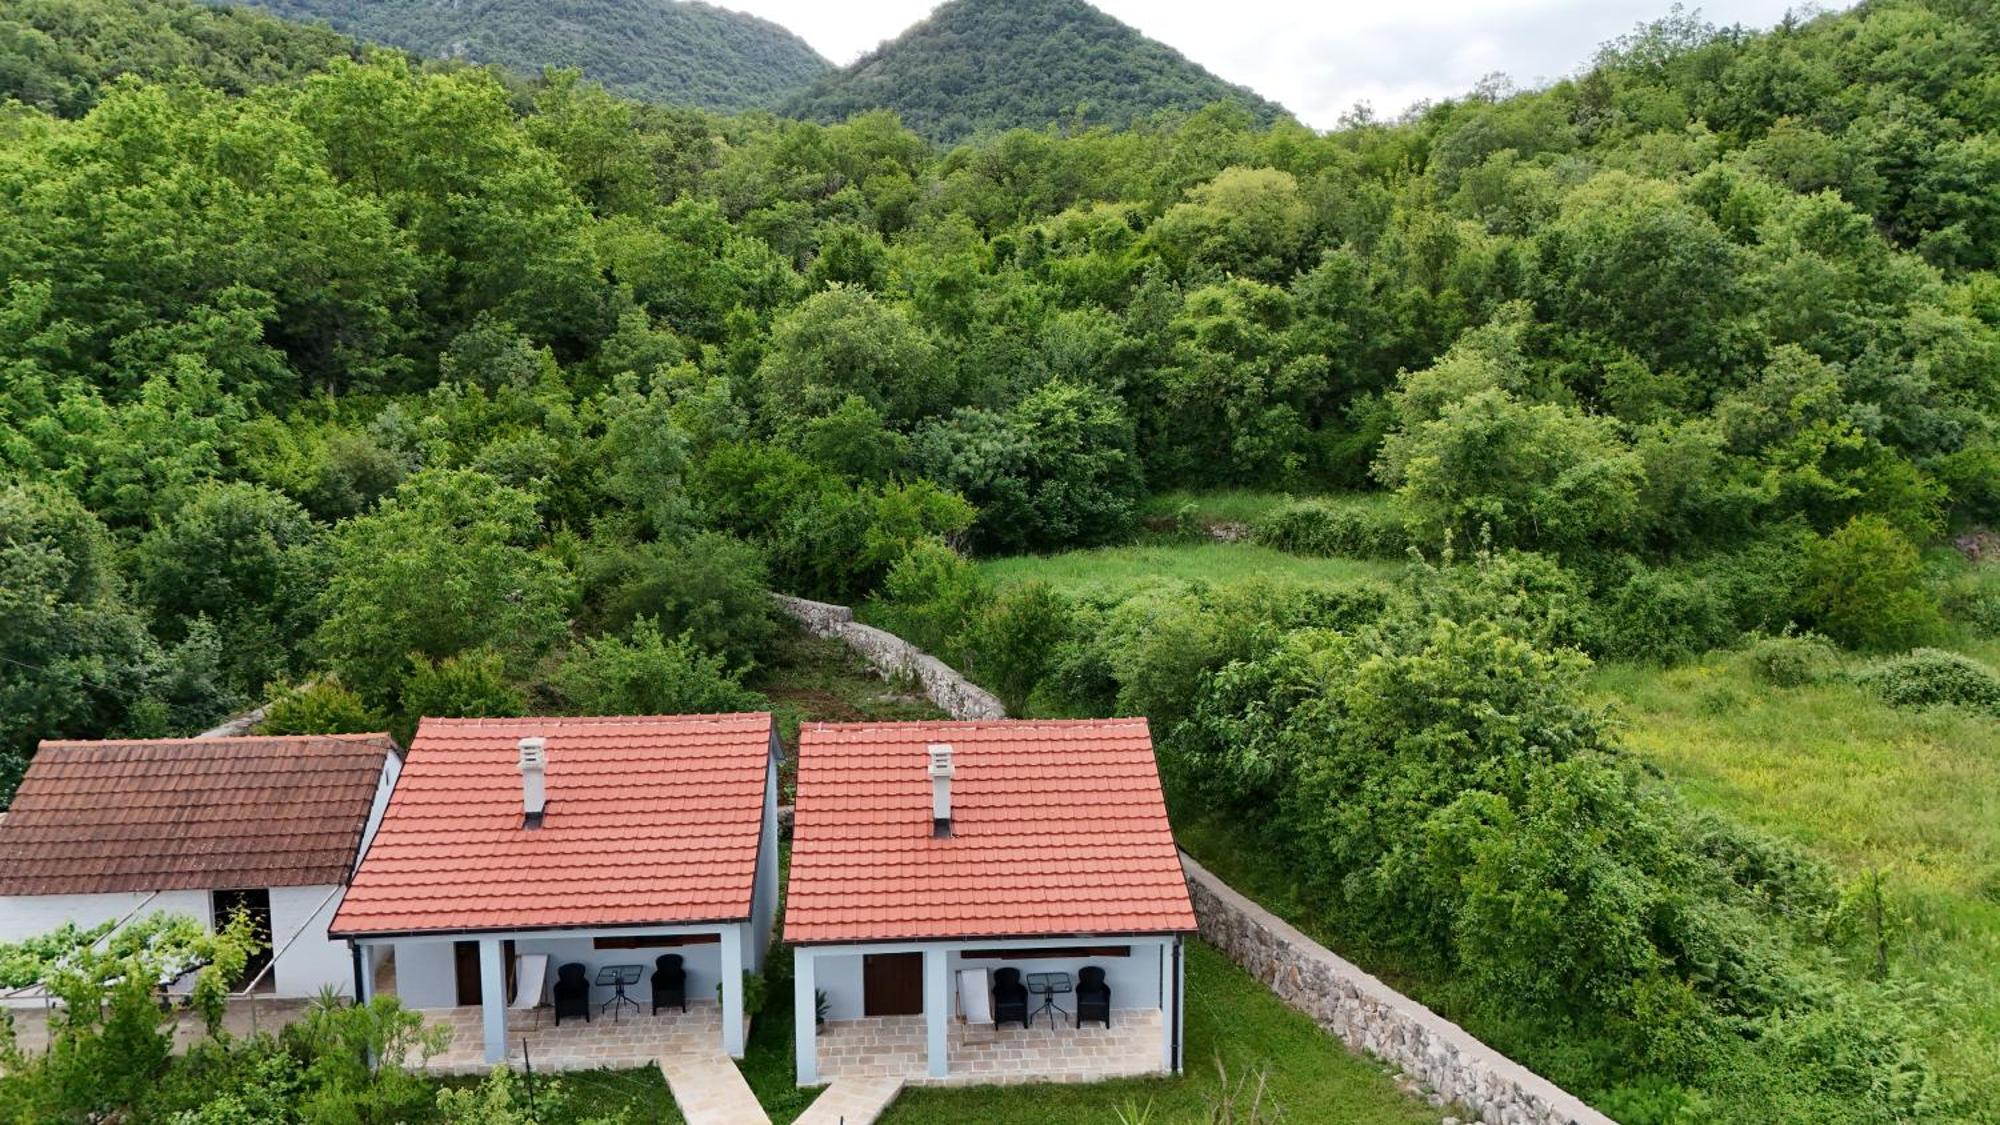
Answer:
784;0;1289;142
0;0;358;114
223;0;830;111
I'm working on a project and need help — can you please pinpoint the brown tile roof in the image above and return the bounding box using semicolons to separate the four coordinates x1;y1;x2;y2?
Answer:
330;713;776;938
0;735;399;896
785;719;1197;945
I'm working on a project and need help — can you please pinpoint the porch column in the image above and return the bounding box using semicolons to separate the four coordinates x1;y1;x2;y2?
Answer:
923;946;949;1080
355;943;374;1004
1158;938;1175;1072
478;938;507;1065
793;947;818;1086
720;923;746;1058
1173;936;1186;1074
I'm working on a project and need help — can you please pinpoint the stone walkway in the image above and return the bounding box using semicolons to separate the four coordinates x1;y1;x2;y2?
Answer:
795;1076;905;1125
658;1049;770;1125
815;1009;1165;1087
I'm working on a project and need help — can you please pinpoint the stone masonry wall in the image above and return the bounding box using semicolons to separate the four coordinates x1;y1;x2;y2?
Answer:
1183;852;1612;1125
771;593;1007;721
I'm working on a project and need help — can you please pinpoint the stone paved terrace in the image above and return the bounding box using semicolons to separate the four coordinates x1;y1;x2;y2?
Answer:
412;998;734;1075
814;1009;1165;1087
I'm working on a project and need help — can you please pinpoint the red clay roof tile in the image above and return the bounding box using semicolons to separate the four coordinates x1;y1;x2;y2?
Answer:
0;735;398;895
329;714;774;937
785;719;1196;944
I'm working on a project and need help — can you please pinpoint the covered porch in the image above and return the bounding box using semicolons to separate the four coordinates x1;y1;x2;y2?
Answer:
794;935;1184;1086
355;919;760;1069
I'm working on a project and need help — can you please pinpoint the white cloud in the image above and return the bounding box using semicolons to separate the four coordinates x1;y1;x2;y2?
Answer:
714;0;1846;129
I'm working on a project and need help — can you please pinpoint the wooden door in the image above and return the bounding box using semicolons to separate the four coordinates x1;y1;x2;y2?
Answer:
454;940;519;1006
863;952;925;1017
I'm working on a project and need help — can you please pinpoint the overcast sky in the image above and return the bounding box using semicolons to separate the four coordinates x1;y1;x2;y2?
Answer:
719;0;1843;129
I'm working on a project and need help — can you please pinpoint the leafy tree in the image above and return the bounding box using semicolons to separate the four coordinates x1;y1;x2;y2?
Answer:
258;676;385;736
1801;515;1946;650
755;284;948;426
313;469;573;709
1150;166;1312;282
0;481;158;800
551;617;763;717
913;379;1142;554
1378;388;1644;553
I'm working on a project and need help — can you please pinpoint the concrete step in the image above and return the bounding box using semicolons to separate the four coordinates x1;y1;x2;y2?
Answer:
795;1077;906;1125
658;1050;770;1125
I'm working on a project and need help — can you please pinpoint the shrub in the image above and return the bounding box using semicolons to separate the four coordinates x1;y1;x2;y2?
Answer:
259;677;385;735
399;650;529;723
1801;516;1947;651
872;540;991;664
1861;649;2000;713
1742;634;1841;688
1252;496;1409;559
1592;563;1736;662
970;581;1076;714
552;618;764;717
583;533;777;669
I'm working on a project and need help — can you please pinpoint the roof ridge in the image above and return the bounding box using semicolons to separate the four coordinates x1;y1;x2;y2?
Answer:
803;717;1149;732
36;733;396;749
420;711;772;727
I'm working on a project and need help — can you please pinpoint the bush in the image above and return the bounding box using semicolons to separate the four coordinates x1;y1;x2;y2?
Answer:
399;650;529;722
1252;496;1409;559
872;540;991;664
970;581;1076;714
259;677;385;735
583;532;777;669
1592;563;1737;662
552;618;764;716
1801;516;1947;651
1861;649;2000;713
1742;634;1841;688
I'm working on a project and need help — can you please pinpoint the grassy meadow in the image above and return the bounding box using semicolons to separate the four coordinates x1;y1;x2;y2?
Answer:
979;541;1403;600
1593;651;2000;1113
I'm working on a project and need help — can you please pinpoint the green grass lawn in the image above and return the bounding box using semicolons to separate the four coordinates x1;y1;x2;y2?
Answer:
1591;651;2000;1117
871;941;1436;1125
980;542;1403;601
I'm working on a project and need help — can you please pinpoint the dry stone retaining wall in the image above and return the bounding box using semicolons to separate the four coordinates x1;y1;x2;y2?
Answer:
771;594;1006;721
1183;852;1612;1125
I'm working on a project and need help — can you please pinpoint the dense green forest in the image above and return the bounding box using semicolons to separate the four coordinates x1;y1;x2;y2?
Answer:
220;0;831;111
3;0;2000;1120
783;0;1289;143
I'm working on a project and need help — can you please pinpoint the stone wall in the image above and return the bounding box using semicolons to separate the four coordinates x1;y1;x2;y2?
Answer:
771;594;1007;721
1182;853;1612;1125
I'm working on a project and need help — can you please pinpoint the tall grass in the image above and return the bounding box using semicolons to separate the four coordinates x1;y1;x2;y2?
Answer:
1593;652;2000;1115
978;543;1404;600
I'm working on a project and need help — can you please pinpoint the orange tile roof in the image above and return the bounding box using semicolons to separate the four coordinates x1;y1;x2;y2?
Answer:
785;719;1196;944
0;735;397;896
330;714;774;937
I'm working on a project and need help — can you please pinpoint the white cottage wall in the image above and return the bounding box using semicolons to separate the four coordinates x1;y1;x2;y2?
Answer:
268;884;354;997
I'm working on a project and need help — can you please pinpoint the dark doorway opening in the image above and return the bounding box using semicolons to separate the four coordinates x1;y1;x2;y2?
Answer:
210;889;273;991
453;939;519;1006
863;952;925;1017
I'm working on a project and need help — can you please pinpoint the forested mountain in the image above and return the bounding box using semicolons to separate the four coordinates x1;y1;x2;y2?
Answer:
783;0;1289;142
0;0;359;114
220;0;830;111
3;0;2000;1119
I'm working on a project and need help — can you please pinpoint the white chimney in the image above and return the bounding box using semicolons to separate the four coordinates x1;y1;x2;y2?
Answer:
928;743;955;837
518;737;547;825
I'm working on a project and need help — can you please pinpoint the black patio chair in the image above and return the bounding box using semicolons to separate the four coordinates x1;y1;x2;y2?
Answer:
651;954;687;1014
1077;966;1111;1029
992;967;1029;1029
552;962;591;1026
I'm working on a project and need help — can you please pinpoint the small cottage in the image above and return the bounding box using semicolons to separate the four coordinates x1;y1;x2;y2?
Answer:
0;734;403;1002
